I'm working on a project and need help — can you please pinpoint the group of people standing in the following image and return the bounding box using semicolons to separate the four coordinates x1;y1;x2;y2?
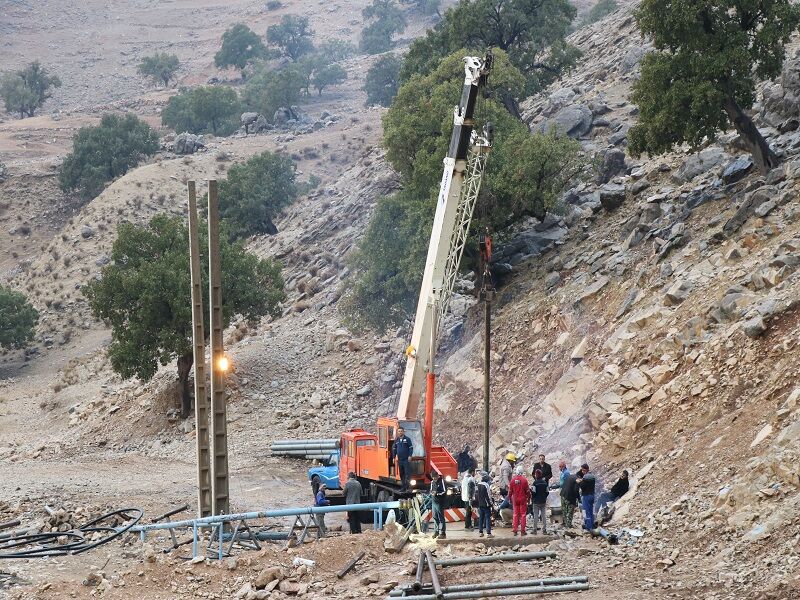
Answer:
461;452;631;535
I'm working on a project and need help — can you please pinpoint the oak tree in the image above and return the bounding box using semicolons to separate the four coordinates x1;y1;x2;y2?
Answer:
629;0;800;174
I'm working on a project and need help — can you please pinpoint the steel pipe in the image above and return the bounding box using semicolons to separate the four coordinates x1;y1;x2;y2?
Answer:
151;504;189;523
272;439;339;446
221;531;289;541
269;444;336;451
129;501;401;533
0;520;20;532
413;553;426;592
390;576;589;596
425;551;443;599
387;583;590;600
434;551;556;568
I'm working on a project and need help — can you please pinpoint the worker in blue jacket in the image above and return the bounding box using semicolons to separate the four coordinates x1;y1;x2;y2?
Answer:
429;471;447;539
314;484;330;535
391;426;414;492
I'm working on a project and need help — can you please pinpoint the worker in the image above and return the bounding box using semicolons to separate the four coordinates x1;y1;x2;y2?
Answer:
576;463;596;531
343;472;363;534
461;467;476;530
476;472;494;538
391;427;414;492
533;454;553;484
498;492;513;527
314;484;331;536
456;444;477;474
561;470;579;528
556;460;570;488
499;452;516;496
551;460;571;526
531;469;549;534
430;471;447;539
508;466;531;536
594;470;630;519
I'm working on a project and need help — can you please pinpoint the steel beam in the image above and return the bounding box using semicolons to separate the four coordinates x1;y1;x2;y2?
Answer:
188;180;212;518
207;180;229;517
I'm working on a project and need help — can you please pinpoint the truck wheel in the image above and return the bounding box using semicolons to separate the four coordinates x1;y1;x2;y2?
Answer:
311;476;321;496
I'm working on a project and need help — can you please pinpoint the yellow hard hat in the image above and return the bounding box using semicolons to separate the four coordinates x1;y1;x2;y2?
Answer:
505;452;517;462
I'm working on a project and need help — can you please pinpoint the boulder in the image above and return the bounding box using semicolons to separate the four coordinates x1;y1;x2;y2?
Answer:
273;107;296;126
81;225;95;239
620;46;648;74
173;132;204;155
674;147;728;182
760;58;800;125
597;148;627;184
544;271;561;289
664;280;691;306
723;186;777;236
541;104;593;138
599;183;626;211
0;161;8;183
574;276;609;305
240;112;259;126
742;315;767;338
247;115;269;134
545;87;576;114
721;156;754;184
255;567;283;590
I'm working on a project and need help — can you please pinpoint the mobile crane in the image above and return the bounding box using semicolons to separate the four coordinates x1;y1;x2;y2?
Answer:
338;53;494;504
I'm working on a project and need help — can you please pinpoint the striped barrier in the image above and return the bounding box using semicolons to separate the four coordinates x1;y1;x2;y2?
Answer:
421;507;468;523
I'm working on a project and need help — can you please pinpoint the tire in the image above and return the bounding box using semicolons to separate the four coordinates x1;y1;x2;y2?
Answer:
311;476;321;496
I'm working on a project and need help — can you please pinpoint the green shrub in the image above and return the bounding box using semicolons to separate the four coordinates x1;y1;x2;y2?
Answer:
59;113;159;200
85;214;283;417
138;53;180;87
0;286;38;349
317;39;357;62
343;50;584;332
242;66;305;120
0;61;61;118
215;23;267;77
400;0;578;97
360;0;407;54
267;15;315;60
219;151;298;238
364;55;402;107
162;86;242;136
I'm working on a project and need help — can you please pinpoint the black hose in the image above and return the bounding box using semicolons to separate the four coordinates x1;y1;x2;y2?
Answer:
0;507;143;559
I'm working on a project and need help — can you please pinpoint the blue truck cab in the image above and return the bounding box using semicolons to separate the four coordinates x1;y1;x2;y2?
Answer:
308;450;341;495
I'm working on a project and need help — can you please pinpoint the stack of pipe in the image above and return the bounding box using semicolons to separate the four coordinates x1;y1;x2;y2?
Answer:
269;439;339;460
389;576;590;599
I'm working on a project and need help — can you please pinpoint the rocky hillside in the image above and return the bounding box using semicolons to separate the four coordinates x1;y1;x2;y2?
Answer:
1;2;799;599
427;5;800;598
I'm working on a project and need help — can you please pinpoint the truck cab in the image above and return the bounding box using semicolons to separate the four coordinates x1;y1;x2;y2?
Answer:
339;420;457;501
308;450;341;495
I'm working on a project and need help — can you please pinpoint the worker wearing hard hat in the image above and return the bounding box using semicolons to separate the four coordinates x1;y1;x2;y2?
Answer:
499;452;516;496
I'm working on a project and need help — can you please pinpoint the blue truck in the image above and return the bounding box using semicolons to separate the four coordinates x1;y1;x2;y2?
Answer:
308;450;341;495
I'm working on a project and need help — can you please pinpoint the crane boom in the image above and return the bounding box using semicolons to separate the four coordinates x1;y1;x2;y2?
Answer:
396;54;493;421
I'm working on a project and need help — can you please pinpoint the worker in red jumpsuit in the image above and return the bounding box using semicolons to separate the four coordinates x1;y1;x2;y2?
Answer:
508;466;531;536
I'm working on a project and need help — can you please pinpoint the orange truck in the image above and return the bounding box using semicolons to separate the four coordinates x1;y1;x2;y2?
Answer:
336;53;494;504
